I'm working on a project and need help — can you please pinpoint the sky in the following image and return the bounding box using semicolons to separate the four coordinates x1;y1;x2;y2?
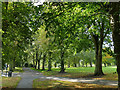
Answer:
32;0;45;6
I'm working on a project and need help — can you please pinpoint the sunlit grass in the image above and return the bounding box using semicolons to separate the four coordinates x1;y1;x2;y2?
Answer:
14;67;24;73
95;74;118;81
1;67;24;74
0;76;2;88
33;79;117;89
2;77;21;89
1;67;23;89
31;66;118;81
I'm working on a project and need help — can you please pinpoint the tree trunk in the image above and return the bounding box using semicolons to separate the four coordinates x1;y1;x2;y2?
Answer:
35;61;37;69
48;51;52;71
86;63;87;67
38;60;40;69
90;18;105;76
54;62;57;68
94;36;104;76
111;2;120;88
78;62;80;67
22;59;24;67
74;63;77;67
42;54;46;70
82;60;85;67
68;61;70;68
90;60;92;67
92;22;104;76
59;49;65;73
33;54;35;68
38;53;42;70
104;63;106;67
9;62;13;72
35;49;38;69
13;58;15;69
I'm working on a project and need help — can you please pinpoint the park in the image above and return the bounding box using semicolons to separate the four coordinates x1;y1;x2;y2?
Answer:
0;1;120;90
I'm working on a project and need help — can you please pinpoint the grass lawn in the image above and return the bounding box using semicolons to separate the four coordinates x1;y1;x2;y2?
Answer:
31;66;118;81
1;67;24;74
0;76;1;89
33;79;117;89
14;67;24;73
0;67;23;89
2;77;21;89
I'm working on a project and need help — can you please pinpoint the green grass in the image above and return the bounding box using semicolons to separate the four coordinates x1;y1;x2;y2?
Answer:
1;67;24;74
0;67;23;89
33;79;117;89
0;76;2;88
14;67;24;73
2;77;21;89
31;66;118;81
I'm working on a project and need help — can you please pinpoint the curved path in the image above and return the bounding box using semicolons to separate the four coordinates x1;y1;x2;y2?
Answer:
16;68;118;89
16;68;44;89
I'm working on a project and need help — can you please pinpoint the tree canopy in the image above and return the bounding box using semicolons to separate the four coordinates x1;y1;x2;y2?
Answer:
2;2;120;89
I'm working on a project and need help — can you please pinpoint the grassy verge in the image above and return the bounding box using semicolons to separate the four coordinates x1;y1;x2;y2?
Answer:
1;67;24;74
2;77;21;89
33;79;117;89
0;76;1;89
31;66;118;81
0;67;23;89
14;67;24;73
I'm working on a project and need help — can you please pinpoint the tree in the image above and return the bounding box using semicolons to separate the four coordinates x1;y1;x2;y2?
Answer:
2;2;40;71
103;52;114;67
71;2;111;75
31;25;49;70
109;2;120;89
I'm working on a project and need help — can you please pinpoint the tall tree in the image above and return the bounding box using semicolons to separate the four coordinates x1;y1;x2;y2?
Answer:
109;2;120;89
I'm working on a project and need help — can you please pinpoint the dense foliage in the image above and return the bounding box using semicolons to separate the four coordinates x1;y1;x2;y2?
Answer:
2;2;119;88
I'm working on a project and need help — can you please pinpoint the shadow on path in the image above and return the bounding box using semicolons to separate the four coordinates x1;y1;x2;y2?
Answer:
16;68;45;89
16;68;118;89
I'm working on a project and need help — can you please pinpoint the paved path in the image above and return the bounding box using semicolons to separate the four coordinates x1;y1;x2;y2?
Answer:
16;68;45;89
16;68;118;89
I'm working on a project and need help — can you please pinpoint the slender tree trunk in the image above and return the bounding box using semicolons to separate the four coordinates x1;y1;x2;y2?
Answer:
111;2;120;88
33;54;35;68
78;62;80;67
9;64;13;71
104;63;106;67
38;53;42;70
35;61;37;69
42;54;46;70
74;63;77;67
54;62;57;68
68;61;70;68
82;61;85;67
59;49;65;73
90;60;92;67
13;58;15;69
86;63;87;67
21;59;23;67
38;60;40;69
48;51;52;71
35;49;38;69
9;61;13;71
